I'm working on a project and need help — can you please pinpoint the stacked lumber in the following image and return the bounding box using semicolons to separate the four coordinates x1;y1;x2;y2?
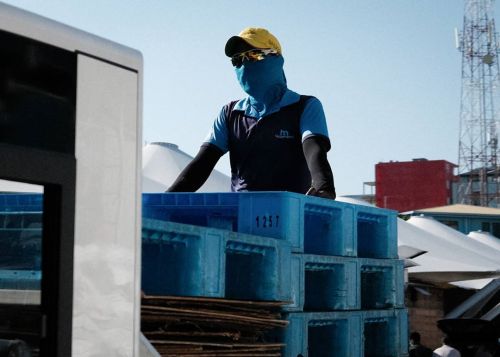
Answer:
141;295;288;356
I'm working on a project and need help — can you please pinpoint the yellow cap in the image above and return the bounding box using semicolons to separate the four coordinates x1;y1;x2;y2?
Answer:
225;27;282;57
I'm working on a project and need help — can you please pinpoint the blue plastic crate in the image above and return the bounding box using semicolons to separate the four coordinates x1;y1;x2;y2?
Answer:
278;311;363;357
142;219;225;297
0;270;41;290
359;258;405;310
0;194;43;212
143;192;356;256
362;309;409;357
277;310;409;357
0;212;42;271
0;200;43;288
224;230;291;301
355;205;397;259
0;212;43;229
285;254;359;311
141;219;292;301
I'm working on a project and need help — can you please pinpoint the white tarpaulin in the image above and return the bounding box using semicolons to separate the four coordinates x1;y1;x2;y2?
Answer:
142;142;230;193
398;218;499;286
407;216;500;265
467;230;500;251
449;278;496;290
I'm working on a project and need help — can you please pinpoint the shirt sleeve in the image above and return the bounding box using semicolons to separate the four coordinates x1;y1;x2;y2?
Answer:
203;104;230;153
300;97;330;143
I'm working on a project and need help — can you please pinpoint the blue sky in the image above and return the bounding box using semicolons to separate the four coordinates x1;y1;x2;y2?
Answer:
4;0;498;195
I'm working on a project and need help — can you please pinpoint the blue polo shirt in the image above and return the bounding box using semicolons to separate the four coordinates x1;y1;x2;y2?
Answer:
204;89;329;152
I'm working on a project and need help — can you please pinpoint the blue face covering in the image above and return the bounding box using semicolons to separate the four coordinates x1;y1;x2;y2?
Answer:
235;55;287;117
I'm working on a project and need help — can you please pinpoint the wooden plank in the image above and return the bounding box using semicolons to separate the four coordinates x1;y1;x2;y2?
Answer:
142;295;289;308
142;306;282;321
141;306;287;327
144;331;242;340
141;295;287;356
149;340;284;348
141;316;284;330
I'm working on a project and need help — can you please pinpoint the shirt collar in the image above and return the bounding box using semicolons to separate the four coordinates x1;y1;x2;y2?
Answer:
233;89;301;119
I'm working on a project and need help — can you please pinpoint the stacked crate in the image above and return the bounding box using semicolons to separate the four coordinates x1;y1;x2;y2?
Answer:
142;192;409;357
0;192;408;355
141;194;295;355
142;218;291;302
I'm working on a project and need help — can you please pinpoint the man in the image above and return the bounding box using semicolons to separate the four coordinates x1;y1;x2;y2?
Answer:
433;336;461;357
167;27;336;198
409;332;433;357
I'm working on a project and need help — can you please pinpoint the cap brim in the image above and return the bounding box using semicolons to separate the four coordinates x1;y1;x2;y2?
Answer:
224;36;255;57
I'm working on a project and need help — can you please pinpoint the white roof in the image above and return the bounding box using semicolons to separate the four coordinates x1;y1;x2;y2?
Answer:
397;218;499;288
449;278;496;290
467;231;500;251
408;216;500;265
397;244;426;260
412;204;500;216
142;142;231;193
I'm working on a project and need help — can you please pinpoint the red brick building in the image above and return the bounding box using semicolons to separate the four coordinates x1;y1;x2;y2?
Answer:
375;159;457;212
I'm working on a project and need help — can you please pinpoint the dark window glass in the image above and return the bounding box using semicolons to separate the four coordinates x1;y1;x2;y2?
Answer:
492;223;500;238
439;220;459;230
0;30;76;153
481;222;491;232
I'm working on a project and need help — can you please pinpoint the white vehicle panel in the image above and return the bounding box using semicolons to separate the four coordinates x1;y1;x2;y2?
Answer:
73;54;141;357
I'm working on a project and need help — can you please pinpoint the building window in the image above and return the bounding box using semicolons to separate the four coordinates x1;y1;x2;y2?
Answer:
439;220;459;230
482;222;491;232
492;223;500;238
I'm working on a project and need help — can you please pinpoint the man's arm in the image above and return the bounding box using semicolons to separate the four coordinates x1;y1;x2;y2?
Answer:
166;144;224;192
302;136;336;199
299;96;336;199
168;102;231;192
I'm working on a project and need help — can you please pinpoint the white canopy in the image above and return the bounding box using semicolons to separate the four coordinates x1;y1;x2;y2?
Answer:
403;216;500;289
142;142;230;193
407;216;500;265
449;278;497;290
398;218;499;286
467;230;500;251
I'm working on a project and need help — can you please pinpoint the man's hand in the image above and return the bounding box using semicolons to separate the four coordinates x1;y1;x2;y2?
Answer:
305;187;336;200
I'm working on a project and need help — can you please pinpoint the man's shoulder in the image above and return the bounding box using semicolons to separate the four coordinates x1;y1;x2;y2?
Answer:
218;99;246;120
225;98;248;112
281;90;323;111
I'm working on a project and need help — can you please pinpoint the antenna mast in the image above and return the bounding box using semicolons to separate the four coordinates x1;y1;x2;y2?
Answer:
457;0;500;206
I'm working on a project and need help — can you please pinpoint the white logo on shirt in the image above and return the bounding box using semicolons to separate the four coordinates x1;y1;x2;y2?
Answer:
275;129;294;139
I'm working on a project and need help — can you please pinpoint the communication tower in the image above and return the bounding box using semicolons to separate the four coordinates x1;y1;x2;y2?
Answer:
457;0;500;206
